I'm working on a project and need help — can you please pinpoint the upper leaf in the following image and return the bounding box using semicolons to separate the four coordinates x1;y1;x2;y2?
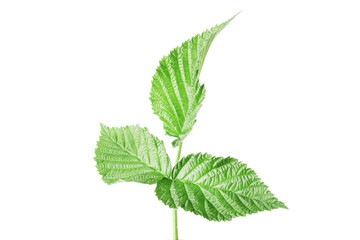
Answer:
155;153;287;221
95;124;171;184
150;14;238;147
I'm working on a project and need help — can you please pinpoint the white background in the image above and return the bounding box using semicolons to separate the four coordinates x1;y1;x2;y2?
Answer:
1;1;359;239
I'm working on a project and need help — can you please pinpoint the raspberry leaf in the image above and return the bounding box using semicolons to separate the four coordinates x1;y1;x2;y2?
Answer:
95;124;171;184
155;153;287;221
150;14;238;147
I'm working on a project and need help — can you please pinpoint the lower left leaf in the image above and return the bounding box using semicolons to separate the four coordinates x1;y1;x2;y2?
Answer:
95;124;171;184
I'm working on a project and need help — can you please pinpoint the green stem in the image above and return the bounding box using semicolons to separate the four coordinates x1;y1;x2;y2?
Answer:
176;142;183;163
173;209;178;240
173;142;183;240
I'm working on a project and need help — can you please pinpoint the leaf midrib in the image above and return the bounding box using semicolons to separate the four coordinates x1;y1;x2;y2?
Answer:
104;132;167;178
176;179;267;202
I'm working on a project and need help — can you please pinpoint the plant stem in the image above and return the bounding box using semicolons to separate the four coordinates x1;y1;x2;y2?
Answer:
176;142;183;163
173;209;178;240
173;142;183;240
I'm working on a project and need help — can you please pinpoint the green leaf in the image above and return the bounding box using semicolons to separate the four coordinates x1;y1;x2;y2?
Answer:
150;14;238;147
95;124;171;184
155;153;287;221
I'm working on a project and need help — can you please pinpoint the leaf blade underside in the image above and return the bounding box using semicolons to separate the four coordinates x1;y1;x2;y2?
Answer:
150;14;238;147
155;153;287;221
95;124;171;184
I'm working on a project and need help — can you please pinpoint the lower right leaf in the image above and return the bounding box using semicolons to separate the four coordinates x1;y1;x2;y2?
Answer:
155;153;287;221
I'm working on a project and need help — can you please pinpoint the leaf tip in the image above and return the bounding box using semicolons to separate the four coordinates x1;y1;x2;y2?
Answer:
280;202;289;210
99;122;107;130
233;10;243;18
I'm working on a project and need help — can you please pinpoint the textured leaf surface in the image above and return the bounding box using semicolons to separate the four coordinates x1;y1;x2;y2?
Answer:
155;153;286;221
95;124;171;184
150;14;238;147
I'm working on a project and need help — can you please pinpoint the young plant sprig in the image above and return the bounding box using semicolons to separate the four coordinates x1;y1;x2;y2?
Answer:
94;13;287;240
